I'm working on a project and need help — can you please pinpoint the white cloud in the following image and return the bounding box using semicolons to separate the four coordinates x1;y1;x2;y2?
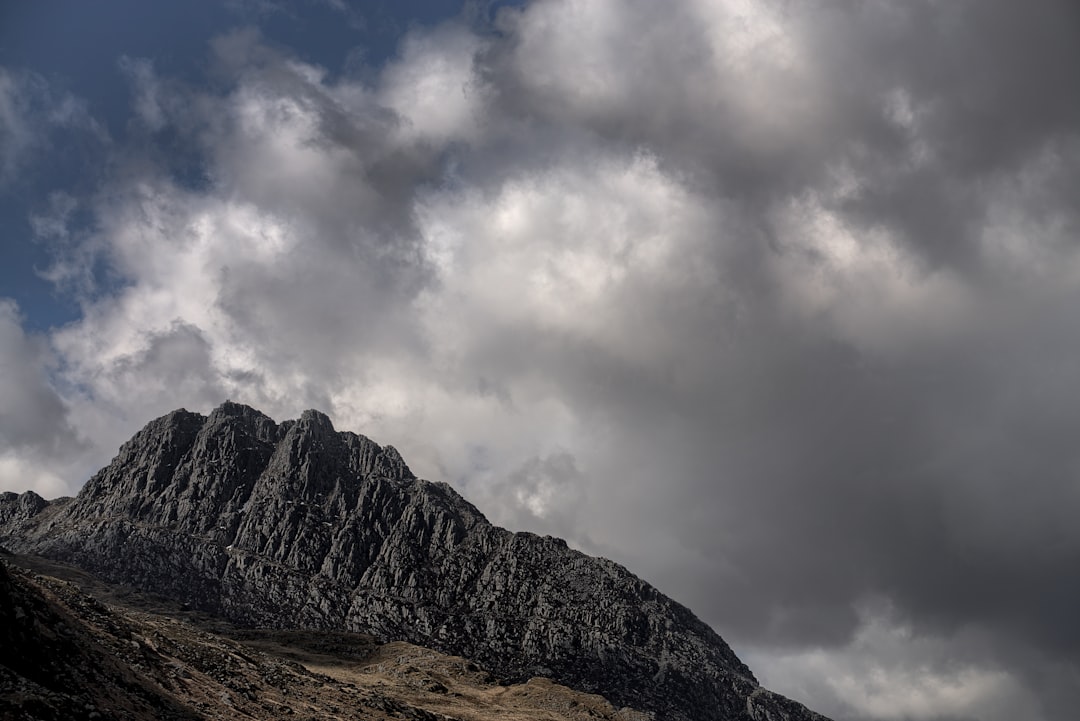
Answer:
378;24;489;145
416;149;733;377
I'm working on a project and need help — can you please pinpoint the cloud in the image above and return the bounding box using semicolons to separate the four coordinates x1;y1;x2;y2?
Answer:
0;302;70;452
5;2;1080;719
0;67;105;186
744;601;1044;721
0;301;84;496
378;23;490;145
119;57;166;132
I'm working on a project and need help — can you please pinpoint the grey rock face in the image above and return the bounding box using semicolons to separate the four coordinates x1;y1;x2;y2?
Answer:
0;490;48;529
0;402;829;721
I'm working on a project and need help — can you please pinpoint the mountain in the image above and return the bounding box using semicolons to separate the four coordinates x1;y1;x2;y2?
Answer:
0;402;828;721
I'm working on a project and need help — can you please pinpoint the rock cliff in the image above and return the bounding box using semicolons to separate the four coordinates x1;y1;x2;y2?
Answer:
0;402;828;721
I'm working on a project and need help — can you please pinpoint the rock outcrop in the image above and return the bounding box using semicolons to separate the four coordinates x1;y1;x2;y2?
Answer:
0;402;828;721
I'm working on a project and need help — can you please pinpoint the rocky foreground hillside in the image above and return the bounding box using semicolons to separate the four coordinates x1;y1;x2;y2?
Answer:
0;552;652;721
0;402;827;721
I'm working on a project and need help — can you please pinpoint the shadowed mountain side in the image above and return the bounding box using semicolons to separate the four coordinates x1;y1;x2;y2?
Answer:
0;402;829;721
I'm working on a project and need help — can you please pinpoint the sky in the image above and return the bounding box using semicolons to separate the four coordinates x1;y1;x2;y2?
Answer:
1;1;1079;719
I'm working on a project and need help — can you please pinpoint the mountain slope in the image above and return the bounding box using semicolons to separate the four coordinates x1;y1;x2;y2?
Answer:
0;402;827;721
0;553;653;721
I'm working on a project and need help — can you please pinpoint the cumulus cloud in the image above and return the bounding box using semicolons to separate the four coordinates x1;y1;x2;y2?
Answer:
5;1;1080;719
378;23;489;145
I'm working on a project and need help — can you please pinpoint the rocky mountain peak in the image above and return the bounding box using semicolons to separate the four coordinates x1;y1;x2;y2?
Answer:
0;404;829;721
0;490;48;529
205;400;279;437
298;407;334;428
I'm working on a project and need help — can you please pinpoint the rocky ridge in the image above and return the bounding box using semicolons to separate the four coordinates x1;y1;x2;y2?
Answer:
0;402;828;721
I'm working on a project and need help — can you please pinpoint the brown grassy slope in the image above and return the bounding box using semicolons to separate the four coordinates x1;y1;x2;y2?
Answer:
0;553;650;721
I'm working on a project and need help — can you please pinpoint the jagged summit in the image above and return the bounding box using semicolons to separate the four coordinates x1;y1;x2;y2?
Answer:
0;402;828;721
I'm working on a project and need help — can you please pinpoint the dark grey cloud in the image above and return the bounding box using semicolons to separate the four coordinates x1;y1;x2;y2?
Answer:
813;1;1080;273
